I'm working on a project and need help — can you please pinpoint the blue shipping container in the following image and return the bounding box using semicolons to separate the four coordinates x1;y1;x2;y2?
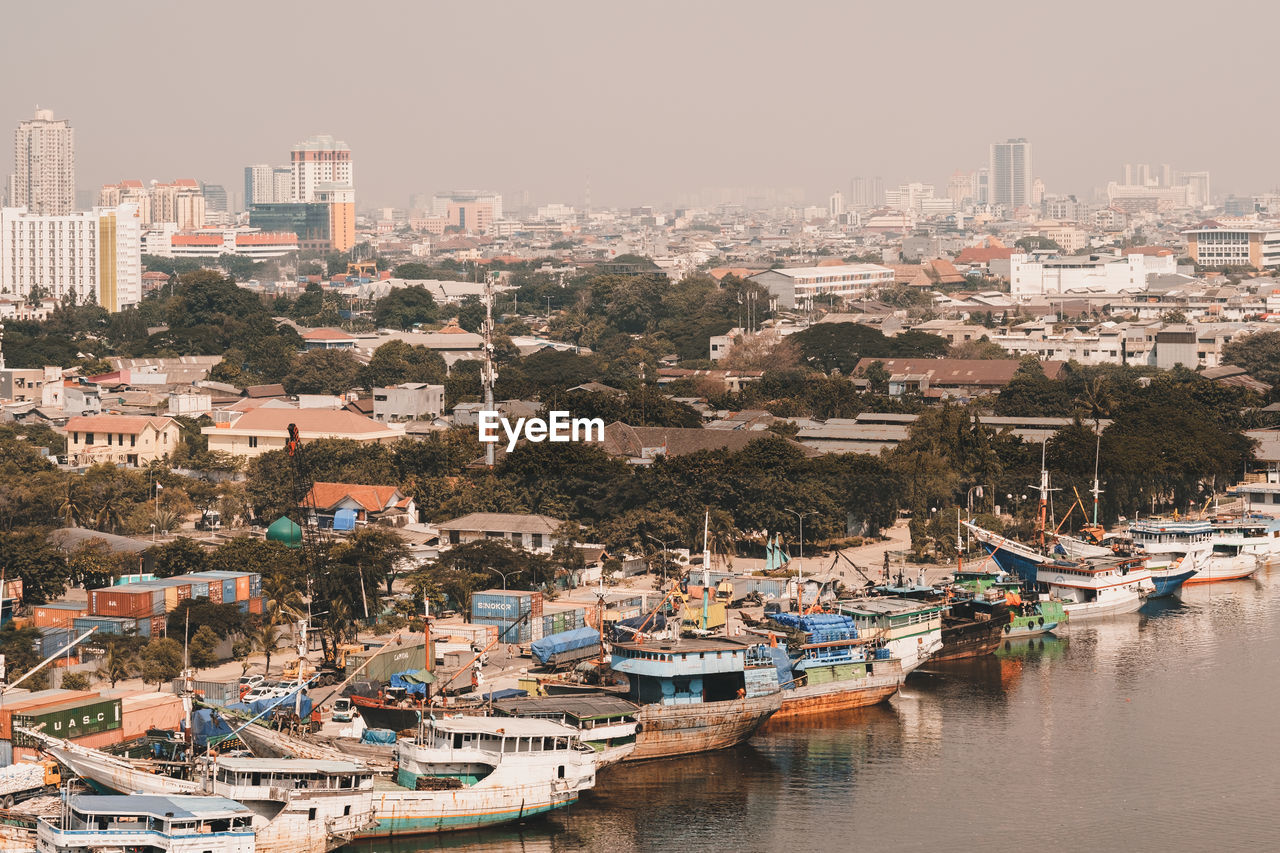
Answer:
73;616;138;636
471;616;531;643
471;592;533;621
223;580;236;602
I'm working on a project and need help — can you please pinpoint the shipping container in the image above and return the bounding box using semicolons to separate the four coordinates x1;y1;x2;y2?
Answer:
120;693;184;739
0;690;99;739
222;579;235;602
168;679;240;706
470;616;531;644
32;602;88;629
248;597;263;615
114;573;156;585
12;725;122;765
0;739;12;767
345;641;426;683
430;621;498;646
189;581;209;599
235;576;250;602
34;628;75;657
207;580;223;603
12;697;122;746
162;584;192;612
470;590;540;621
73;616;138;637
89;586;160;619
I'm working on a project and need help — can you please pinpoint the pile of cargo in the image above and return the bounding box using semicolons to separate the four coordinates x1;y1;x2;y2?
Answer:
537;602;588;641
770;613;861;663
470;589;543;644
82;570;264;637
0;690;122;766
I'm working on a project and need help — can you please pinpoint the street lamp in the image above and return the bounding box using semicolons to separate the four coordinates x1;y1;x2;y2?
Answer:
644;534;671;584
784;509;818;611
965;484;991;551
484;567;520;592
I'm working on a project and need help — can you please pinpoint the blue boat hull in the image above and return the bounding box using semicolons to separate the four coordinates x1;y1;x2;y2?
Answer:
977;542;1047;585
1148;568;1197;598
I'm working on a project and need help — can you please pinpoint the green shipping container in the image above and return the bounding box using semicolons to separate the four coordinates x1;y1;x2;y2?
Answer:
13;698;122;746
347;642;427;683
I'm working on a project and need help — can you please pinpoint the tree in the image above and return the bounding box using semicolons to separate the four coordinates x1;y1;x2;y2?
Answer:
0;529;68;604
252;618;284;676
167;599;247;640
1014;236;1061;252
331;526;410;599
454;295;486;333
283;349;362;395
373;285;439;330
950;338;1014;359
358;340;447;388
721;331;801;372
148;537;209;578
97;641;139;688
188;625;221;670
140;637;184;688
391;262;434;280
0;624;49;690
1222;330;1280;390
61;672;90;690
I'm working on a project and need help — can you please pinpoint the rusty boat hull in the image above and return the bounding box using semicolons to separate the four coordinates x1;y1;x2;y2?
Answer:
769;668;904;723
625;692;781;761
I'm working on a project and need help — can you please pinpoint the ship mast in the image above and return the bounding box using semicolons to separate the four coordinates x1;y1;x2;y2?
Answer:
482;273;498;468
1090;433;1103;527
1031;439;1059;550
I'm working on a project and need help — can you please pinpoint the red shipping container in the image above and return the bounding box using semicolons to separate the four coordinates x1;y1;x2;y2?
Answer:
152;614;167;636
0;690;99;740
248;597;263;615
32;603;87;628
235;576;250;602
530;591;544;618
90;589;156;619
208;582;223;604
121;693;184;740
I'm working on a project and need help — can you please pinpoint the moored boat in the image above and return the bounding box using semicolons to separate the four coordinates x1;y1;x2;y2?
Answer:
764;612;904;721
37;795;255;853
491;694;639;767
833;597;945;672
609;637;783;761
1037;554;1151;620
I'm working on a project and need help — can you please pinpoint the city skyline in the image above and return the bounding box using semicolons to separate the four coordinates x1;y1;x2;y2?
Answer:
2;1;1276;210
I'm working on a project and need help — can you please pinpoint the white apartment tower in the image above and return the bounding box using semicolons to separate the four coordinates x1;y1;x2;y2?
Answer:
989;138;1033;208
290;134;354;203
11;109;75;215
0;204;142;311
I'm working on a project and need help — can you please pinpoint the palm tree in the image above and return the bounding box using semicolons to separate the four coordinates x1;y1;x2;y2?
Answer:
1074;377;1114;433
707;509;741;570
96;644;136;688
253;619;283;675
58;482;84;528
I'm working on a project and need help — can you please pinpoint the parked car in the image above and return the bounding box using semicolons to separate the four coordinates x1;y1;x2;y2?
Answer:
238;674;264;690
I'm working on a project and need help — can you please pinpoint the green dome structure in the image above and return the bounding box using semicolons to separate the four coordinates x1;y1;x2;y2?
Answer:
266;516;303;548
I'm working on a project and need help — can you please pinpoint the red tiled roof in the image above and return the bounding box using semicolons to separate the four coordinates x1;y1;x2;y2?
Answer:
302;482;405;512
65;415;175;434
956;247;1015;264
853;358;1066;385
220;407;396;436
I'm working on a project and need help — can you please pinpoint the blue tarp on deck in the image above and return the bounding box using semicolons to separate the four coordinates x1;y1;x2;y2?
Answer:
192;691;314;747
531;627;601;665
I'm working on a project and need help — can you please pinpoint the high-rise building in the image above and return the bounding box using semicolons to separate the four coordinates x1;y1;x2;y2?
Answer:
828;190;844;219
988;138;1033;208
245;164;293;207
315;184;355;252
947;171;975;206
290;135;353;203
201;182;228;213
100;179;204;228
431;190;503;233
11;109;75;214
0;204;142;311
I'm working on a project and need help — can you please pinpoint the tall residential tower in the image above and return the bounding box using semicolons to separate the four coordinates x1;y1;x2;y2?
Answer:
11;108;75;214
988;138;1032;208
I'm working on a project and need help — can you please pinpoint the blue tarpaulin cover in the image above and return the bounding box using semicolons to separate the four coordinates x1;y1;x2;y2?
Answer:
192;691;314;747
361;728;397;744
530;627;601;665
482;688;528;701
333;509;357;531
389;669;436;696
608;613;665;641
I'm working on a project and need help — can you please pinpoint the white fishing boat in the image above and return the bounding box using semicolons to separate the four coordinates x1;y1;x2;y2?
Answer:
23;729;201;796
37;794;255;853
834;597;945;672
1197;538;1264;584
355;716;597;836
1037;554;1152;620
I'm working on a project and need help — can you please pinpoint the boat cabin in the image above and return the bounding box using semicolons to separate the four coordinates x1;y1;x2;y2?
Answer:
1129;519;1213;548
492;695;638;741
610;637;780;706
395;716;595;789
212;757;373;801
37;795;254;853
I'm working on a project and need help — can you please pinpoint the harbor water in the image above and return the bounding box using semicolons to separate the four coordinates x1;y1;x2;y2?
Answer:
346;567;1280;853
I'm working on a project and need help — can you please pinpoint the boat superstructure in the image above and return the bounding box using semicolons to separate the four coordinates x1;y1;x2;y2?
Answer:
36;795;255;853
1037;554;1152;620
833;597;944;671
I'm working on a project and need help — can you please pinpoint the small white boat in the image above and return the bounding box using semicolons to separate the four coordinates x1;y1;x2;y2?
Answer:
1192;540;1263;584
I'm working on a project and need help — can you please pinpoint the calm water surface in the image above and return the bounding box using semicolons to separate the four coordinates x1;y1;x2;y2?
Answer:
347;566;1280;853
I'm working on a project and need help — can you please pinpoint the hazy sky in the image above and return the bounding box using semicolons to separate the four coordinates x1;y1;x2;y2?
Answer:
3;1;1276;210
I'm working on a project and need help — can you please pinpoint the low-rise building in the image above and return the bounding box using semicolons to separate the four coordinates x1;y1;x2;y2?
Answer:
300;482;417;528
1182;219;1280;270
64;414;180;466
1010;250;1177;297
435;512;564;552
373;383;444;422
301;328;358;350
749;263;896;310
852;357;1066;398
202;407;404;459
